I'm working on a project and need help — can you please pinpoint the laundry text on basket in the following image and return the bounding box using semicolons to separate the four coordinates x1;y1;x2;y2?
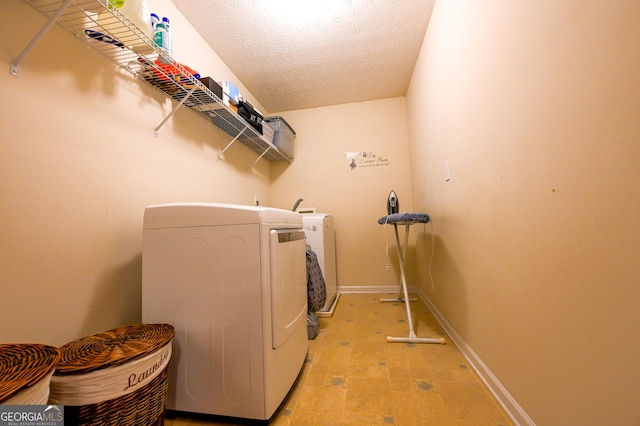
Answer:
123;346;171;392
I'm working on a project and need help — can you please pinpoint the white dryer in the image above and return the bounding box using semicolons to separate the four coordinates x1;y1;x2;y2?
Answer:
142;203;308;420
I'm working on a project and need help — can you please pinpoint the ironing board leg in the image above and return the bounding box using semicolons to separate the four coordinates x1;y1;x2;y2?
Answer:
380;223;417;303
379;296;417;302
385;224;445;344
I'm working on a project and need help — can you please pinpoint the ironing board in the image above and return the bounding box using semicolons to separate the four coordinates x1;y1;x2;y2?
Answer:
378;213;446;344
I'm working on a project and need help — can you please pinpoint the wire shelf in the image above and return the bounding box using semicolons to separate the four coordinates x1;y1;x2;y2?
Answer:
21;0;291;162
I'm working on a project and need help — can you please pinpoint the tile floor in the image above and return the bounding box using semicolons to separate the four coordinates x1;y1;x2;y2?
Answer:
165;293;513;425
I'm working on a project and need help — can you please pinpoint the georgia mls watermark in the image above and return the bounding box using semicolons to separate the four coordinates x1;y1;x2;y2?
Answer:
0;405;63;426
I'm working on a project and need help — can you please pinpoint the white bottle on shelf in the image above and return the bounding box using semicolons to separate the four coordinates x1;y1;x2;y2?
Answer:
154;22;168;51
154;20;172;64
96;0;154;54
150;13;160;32
162;17;172;57
108;0;152;38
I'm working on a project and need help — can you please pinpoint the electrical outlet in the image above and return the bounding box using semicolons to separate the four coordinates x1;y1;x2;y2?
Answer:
385;264;391;271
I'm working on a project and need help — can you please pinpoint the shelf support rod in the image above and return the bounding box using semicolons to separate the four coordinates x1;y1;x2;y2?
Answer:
154;87;197;136
10;0;74;77
248;146;272;170
217;125;249;160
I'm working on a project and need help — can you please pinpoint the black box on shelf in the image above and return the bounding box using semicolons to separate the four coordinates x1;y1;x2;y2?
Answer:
237;100;263;133
198;77;223;100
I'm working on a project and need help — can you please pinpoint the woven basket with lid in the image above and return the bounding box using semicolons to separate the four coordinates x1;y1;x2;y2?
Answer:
49;323;174;426
0;343;60;404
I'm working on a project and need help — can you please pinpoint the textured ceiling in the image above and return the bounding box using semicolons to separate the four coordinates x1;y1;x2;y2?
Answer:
171;0;436;113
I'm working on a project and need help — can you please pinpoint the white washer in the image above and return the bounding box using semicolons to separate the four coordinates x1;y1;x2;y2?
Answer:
142;203;308;420
302;213;338;314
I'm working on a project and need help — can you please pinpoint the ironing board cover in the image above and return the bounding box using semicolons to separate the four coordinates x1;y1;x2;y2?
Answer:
377;212;431;225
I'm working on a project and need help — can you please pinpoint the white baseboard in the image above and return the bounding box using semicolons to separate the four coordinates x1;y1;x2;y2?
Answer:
417;289;535;426
337;285;417;294
338;285;534;426
316;293;340;318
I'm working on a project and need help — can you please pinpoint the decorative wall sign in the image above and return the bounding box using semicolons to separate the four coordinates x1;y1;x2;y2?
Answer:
345;151;390;170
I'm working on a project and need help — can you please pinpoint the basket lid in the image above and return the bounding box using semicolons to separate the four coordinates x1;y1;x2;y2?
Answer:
0;344;60;403
55;323;175;376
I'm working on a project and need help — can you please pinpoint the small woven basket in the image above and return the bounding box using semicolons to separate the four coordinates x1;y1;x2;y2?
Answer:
49;323;175;426
0;343;60;404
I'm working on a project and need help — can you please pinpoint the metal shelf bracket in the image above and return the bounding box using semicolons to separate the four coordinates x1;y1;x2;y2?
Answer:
10;0;73;77
248;145;273;170
154;87;197;136
217;124;249;161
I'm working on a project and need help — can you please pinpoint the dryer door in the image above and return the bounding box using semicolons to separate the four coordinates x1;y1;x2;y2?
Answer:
269;228;307;349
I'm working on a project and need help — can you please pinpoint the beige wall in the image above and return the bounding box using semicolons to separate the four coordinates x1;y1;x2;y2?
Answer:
4;0;639;422
0;0;272;346
407;0;640;424
270;97;416;289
